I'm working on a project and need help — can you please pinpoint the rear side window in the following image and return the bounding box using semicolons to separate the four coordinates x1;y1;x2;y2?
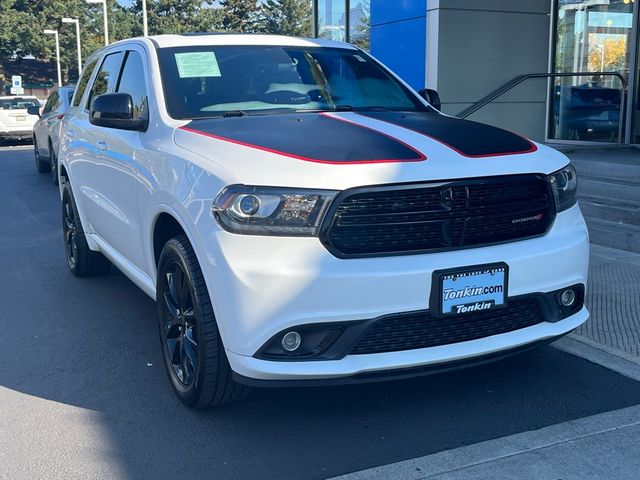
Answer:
43;91;59;114
116;50;148;121
86;52;124;110
72;59;98;107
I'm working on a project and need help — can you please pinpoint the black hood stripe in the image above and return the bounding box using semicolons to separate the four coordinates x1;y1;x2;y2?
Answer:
360;112;537;158
179;113;426;165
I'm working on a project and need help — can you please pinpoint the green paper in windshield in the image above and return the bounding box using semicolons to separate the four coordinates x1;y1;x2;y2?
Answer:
175;52;221;78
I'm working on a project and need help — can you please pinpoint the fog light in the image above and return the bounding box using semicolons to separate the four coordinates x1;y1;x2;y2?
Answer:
281;331;302;352
560;289;576;307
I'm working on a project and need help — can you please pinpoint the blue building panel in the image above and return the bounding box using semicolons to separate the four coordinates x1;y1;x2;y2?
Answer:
370;0;426;26
370;2;426;90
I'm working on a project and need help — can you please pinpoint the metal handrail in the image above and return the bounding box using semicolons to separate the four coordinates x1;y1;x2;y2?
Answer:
457;72;627;144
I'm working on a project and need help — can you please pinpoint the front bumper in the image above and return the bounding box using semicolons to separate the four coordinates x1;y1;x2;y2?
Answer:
232;333;573;387
0;126;34;139
201;204;589;381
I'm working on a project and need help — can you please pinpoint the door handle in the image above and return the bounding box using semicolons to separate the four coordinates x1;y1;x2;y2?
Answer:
65;129;75;138
96;141;108;151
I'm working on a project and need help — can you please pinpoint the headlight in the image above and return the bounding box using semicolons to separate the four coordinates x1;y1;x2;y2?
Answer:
212;185;338;236
548;164;577;212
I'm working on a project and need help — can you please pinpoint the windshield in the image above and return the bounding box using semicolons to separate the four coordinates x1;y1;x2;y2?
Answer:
157;46;426;119
0;98;40;110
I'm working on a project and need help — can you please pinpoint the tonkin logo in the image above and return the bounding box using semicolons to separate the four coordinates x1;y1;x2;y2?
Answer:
455;301;494;314
512;213;543;224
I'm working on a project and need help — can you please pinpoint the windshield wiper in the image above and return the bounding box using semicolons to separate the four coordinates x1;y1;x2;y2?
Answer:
221;110;246;118
293;105;353;113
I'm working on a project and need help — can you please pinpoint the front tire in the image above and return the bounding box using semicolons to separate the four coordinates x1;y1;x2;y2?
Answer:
61;183;111;277
34;137;50;173
157;236;249;408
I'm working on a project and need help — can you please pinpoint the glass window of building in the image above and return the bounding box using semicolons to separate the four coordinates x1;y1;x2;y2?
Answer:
551;0;634;142
317;0;347;42
315;0;371;50
349;0;370;51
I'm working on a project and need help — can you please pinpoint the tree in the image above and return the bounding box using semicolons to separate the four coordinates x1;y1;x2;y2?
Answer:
0;0;135;83
219;0;259;33
254;0;312;37
131;0;222;36
588;37;627;73
0;0;32;59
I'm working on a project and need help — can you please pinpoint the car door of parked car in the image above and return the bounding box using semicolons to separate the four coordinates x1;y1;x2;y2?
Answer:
69;49;145;271
35;90;59;158
50;88;74;154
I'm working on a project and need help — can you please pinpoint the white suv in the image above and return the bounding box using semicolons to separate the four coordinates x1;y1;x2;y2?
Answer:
0;95;40;142
58;34;589;408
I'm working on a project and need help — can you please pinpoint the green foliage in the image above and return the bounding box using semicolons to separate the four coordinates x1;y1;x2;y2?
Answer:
0;0;316;84
0;0;31;59
219;0;259;33
0;0;133;82
254;0;312;37
131;0;222;36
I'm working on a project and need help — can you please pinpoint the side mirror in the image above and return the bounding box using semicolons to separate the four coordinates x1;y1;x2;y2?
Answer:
27;106;40;116
418;88;442;111
90;93;147;131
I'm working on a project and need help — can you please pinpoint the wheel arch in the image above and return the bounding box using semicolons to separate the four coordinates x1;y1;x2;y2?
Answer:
150;208;210;278
152;211;189;268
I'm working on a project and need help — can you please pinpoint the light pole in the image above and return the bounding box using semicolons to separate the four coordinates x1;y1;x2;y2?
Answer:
595;44;605;72
142;0;148;36
86;0;109;45
62;18;82;76
44;29;62;87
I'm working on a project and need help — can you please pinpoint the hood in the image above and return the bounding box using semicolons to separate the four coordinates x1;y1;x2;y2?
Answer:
174;111;569;190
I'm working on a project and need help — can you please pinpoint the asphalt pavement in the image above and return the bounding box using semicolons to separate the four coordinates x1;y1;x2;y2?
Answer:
2;144;640;480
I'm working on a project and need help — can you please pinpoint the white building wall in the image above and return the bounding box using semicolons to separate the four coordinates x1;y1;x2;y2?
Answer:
426;0;552;141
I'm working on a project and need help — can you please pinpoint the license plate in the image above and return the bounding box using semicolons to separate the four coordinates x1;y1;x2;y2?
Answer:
430;263;508;316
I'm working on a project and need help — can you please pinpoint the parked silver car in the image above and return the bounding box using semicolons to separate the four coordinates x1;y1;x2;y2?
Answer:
30;86;75;185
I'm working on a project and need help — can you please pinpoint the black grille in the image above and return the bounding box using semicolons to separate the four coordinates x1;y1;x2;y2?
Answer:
321;175;555;257
350;298;543;355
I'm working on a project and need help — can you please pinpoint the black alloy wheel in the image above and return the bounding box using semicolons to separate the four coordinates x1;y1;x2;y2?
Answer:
161;260;199;386
61;183;111;277
157;236;249;408
63;191;79;271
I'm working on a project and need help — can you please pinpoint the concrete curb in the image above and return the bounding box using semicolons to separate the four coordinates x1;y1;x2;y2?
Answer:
327;404;640;480
558;334;640;371
328;338;640;480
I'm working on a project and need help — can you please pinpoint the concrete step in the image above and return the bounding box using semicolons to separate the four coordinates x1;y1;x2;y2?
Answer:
572;158;640;185
586;217;640;253
578;176;640;204
579;195;640;226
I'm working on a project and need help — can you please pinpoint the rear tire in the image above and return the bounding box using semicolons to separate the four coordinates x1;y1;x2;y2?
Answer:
157;236;250;408
61;182;111;277
34;138;50;174
50;142;59;185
